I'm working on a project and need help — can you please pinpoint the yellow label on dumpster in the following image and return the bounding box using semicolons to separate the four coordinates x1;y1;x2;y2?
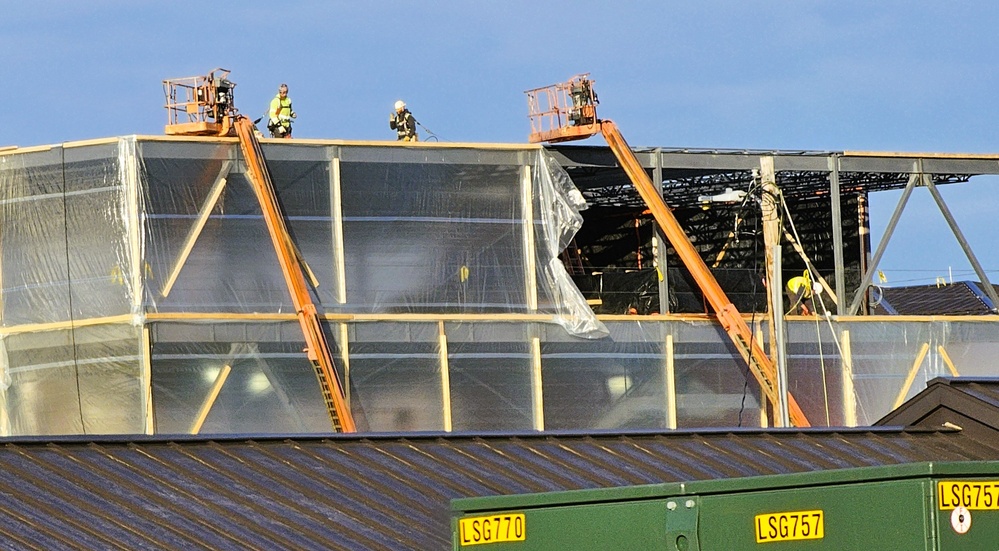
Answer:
755;510;824;543
938;481;999;509
458;513;525;546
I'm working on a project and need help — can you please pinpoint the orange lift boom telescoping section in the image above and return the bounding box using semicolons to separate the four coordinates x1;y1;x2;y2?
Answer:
600;121;808;427
233;116;356;432
163;70;354;432
526;76;809;427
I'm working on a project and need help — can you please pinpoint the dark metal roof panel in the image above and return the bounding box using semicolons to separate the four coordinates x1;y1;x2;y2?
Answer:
1;430;998;550
876;281;995;315
948;378;999;408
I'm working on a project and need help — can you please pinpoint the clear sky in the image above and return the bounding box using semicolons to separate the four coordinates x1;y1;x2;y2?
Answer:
3;1;999;287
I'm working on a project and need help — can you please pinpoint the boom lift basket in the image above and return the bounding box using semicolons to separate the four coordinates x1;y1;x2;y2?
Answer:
525;74;601;143
163;68;237;136
525;74;809;426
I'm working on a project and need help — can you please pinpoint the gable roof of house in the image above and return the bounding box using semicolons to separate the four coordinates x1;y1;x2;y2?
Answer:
875;377;999;442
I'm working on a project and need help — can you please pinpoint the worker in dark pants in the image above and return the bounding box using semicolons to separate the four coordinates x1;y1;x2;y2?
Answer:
268;84;296;138
786;271;814;315
389;100;418;141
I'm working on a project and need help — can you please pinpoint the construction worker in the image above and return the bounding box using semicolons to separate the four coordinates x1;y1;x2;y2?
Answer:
786;270;814;315
268;84;296;138
389;100;418;141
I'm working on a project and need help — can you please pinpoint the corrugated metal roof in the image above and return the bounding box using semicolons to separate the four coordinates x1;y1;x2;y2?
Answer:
873;281;998;315
1;428;998;550
946;377;999;408
877;377;999;443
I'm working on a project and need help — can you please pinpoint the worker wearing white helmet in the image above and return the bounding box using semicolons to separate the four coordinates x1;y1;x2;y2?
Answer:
389;100;418;141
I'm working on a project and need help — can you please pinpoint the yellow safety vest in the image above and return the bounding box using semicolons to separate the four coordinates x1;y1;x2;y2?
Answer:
786;275;811;295
270;96;293;127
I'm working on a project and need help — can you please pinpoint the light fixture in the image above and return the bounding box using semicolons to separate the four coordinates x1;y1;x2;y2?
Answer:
697;187;747;204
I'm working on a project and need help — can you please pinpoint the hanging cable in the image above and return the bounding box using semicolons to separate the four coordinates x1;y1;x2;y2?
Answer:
738;171;763;428
415;120;442;142
780;193;844;426
61;147;87;434
814;307;831;425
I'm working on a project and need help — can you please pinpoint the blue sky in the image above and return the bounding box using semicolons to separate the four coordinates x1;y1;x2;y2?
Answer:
3;1;999;286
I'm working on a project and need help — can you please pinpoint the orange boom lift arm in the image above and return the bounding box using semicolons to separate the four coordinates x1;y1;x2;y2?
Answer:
526;74;809;427
164;70;355;432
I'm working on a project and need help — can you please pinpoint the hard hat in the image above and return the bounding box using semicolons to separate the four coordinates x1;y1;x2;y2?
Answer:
394;100;406;111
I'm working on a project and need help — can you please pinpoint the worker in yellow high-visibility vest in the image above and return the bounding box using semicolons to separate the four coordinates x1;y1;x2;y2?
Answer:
786;270;814;315
268;84;297;138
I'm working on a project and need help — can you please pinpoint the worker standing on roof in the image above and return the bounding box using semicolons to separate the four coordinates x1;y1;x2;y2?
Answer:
268;84;297;138
786;270;814;315
389;100;418;141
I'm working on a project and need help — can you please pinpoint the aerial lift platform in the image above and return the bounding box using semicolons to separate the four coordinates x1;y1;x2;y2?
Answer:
526;74;809;427
163;70;355;432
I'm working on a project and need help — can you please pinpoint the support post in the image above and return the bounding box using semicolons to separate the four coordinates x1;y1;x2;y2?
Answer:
653;148;669;313
848;169;920;315
760;157;780;361
840;328;857;426
331;151;347;305
665;330;677;429
530;336;544;431
521;164;538;311
829;156;847;310
771;244;790;427
142;327;154;434
438;321;452;432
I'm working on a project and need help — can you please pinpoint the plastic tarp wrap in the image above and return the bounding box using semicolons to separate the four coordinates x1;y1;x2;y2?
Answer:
6;136;999;436
347;321;444;432
0;138;605;435
832;319;999;425
142;141;304;312
542;321;671;429
151;320;331;434
337;146;606;337
445;322;534;431
0;144;134;324
1;143;144;435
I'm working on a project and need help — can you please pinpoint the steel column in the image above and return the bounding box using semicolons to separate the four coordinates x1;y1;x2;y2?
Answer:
847;168;920;315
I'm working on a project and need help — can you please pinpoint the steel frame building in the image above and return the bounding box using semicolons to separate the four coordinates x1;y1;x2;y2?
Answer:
1;137;997;438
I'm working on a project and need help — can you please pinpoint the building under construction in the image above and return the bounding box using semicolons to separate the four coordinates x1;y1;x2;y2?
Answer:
1;73;998;437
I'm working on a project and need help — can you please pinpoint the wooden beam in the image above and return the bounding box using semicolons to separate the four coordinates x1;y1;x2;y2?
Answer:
937;345;960;377
439;321;452;432
665;332;677;429
189;364;231;434
161;161;233;298
893;342;930;410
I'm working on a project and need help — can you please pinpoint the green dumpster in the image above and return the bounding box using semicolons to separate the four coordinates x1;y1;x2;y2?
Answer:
452;462;999;550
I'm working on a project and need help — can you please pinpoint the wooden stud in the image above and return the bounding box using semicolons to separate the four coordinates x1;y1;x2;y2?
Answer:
189;364;231;434
893;342;930;410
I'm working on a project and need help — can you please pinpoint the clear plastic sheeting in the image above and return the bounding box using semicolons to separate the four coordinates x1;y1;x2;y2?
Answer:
0;138;604;435
151;321;332;434
532;153;607;338
3;324;143;435
3;137;999;436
